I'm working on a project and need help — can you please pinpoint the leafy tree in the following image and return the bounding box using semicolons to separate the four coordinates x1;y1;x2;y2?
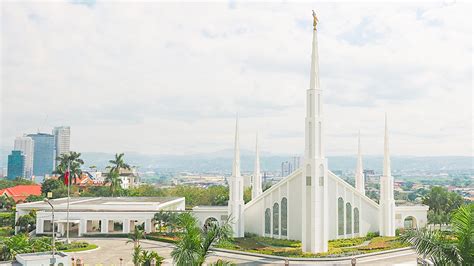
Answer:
41;179;64;196
401;204;474;265
0;195;15;210
16;210;36;233
0;234;30;260
25;194;44;202
171;212;232;266
0;179;35;190
132;245;164;266
423;186;465;228
54;151;84;185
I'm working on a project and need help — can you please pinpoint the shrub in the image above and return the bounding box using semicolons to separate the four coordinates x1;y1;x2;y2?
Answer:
366;231;379;239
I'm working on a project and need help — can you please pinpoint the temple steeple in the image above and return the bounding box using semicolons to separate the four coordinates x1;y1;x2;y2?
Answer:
355;131;365;194
228;115;245;237
302;11;329;253
379;113;395;236
252;133;263;199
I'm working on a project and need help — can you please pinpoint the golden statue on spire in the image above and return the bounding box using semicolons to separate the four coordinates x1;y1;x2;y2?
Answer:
312;10;319;30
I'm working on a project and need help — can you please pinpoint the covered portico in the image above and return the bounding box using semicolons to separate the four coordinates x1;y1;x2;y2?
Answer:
16;197;186;237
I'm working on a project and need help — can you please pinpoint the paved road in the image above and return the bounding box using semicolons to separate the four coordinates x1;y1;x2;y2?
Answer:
68;238;418;265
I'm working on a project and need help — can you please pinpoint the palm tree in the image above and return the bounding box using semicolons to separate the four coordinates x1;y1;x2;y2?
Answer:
105;170;122;197
171;213;232;266
127;225;145;248
109;153;131;174
54;151;84;185
400;204;474;265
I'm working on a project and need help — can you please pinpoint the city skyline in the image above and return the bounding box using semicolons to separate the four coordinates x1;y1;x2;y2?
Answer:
1;1;472;156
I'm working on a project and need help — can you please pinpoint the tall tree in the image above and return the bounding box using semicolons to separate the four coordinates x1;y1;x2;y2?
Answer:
54;151;84;185
109;153;131;174
105;170;122;197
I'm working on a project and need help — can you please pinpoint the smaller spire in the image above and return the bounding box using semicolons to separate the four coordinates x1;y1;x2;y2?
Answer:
253;132;263;199
383;113;391;177
355;130;365;194
232;115;241;177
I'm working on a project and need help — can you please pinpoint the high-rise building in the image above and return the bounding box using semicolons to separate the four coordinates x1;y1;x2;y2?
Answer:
281;161;292;177
53;126;71;163
14;136;34;178
27;133;55;177
7;150;25;179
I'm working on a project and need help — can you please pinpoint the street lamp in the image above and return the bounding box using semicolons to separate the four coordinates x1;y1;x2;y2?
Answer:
44;198;56;264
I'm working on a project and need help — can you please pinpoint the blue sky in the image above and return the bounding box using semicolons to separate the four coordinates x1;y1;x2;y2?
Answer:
1;1;472;156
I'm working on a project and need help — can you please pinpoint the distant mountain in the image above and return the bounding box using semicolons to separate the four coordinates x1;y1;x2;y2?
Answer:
1;145;472;174
79;151;473;174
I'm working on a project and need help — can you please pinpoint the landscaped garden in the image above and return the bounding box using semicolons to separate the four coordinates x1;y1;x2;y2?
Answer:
214;233;409;258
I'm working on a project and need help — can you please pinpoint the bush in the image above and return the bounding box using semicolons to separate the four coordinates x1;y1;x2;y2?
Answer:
366;231;380;239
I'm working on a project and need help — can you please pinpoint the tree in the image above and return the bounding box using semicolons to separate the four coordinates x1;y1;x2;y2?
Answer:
41;179;64;196
171;212;231;266
54;151;84;185
423;186;465;228
109;153;131;174
25;194;44;202
0;234;31;260
105;170;122;197
243;187;252;203
0;195;15;210
132;245;164;266
127;225;145;248
153;211;170;233
401;204;474;265
16;210;36;233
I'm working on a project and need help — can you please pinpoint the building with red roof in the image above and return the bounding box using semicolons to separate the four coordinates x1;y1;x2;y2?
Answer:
0;185;42;203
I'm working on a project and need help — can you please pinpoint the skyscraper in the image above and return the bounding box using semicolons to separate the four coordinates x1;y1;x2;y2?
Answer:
14;136;34;178
27;133;55;177
7;150;25;179
53;126;71;163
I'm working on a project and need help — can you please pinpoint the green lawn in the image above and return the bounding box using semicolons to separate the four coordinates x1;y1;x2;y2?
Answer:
216;235;409;258
62;243;98;252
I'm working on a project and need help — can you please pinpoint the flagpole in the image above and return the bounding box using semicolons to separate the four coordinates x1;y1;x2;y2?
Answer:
66;160;70;244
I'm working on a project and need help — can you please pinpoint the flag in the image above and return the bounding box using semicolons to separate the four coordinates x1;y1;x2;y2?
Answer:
64;170;70;185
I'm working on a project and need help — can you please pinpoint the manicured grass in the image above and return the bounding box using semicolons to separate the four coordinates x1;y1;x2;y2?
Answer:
62;243;98;252
216;235;409;258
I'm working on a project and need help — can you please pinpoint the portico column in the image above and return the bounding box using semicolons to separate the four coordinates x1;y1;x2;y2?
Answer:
145;219;152;233
37;218;44;234
123;219;130;233
101;219;108;233
78;219;86;236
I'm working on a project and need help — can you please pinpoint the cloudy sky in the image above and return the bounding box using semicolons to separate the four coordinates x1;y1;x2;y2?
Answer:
1;1;472;156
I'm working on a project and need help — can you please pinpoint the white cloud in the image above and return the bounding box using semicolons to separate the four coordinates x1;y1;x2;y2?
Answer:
1;1;472;156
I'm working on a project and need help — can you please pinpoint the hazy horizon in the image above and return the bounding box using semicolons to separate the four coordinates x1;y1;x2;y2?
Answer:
2;1;472;157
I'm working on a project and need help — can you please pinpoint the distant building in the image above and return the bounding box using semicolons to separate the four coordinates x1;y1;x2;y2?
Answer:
281;161;292;177
0;185;41;202
14;136;34;178
53;126;71;164
292;156;301;170
27;133;55;177
7;150;25;179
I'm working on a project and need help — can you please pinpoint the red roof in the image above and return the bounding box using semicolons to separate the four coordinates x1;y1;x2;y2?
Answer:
0;185;42;203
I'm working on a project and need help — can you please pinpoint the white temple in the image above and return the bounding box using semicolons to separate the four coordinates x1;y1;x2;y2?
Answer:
191;12;429;253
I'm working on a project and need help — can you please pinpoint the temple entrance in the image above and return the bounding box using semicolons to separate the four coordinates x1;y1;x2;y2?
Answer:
404;216;417;229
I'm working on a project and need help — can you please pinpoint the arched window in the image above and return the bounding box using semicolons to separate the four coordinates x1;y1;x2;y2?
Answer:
265;208;271;234
281;198;288;236
346;202;352;234
273;203;279;235
354;208;359;233
338;197;344;235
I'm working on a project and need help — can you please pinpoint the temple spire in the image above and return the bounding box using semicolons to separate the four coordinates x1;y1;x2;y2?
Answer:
252;132;263;199
310;16;320;90
355;130;365;194
232;115;241;177
383;113;390;177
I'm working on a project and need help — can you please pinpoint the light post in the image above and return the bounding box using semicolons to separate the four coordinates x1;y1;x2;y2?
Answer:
44;198;56;264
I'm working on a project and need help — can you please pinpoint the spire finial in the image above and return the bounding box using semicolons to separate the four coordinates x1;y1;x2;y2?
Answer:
312;10;319;30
